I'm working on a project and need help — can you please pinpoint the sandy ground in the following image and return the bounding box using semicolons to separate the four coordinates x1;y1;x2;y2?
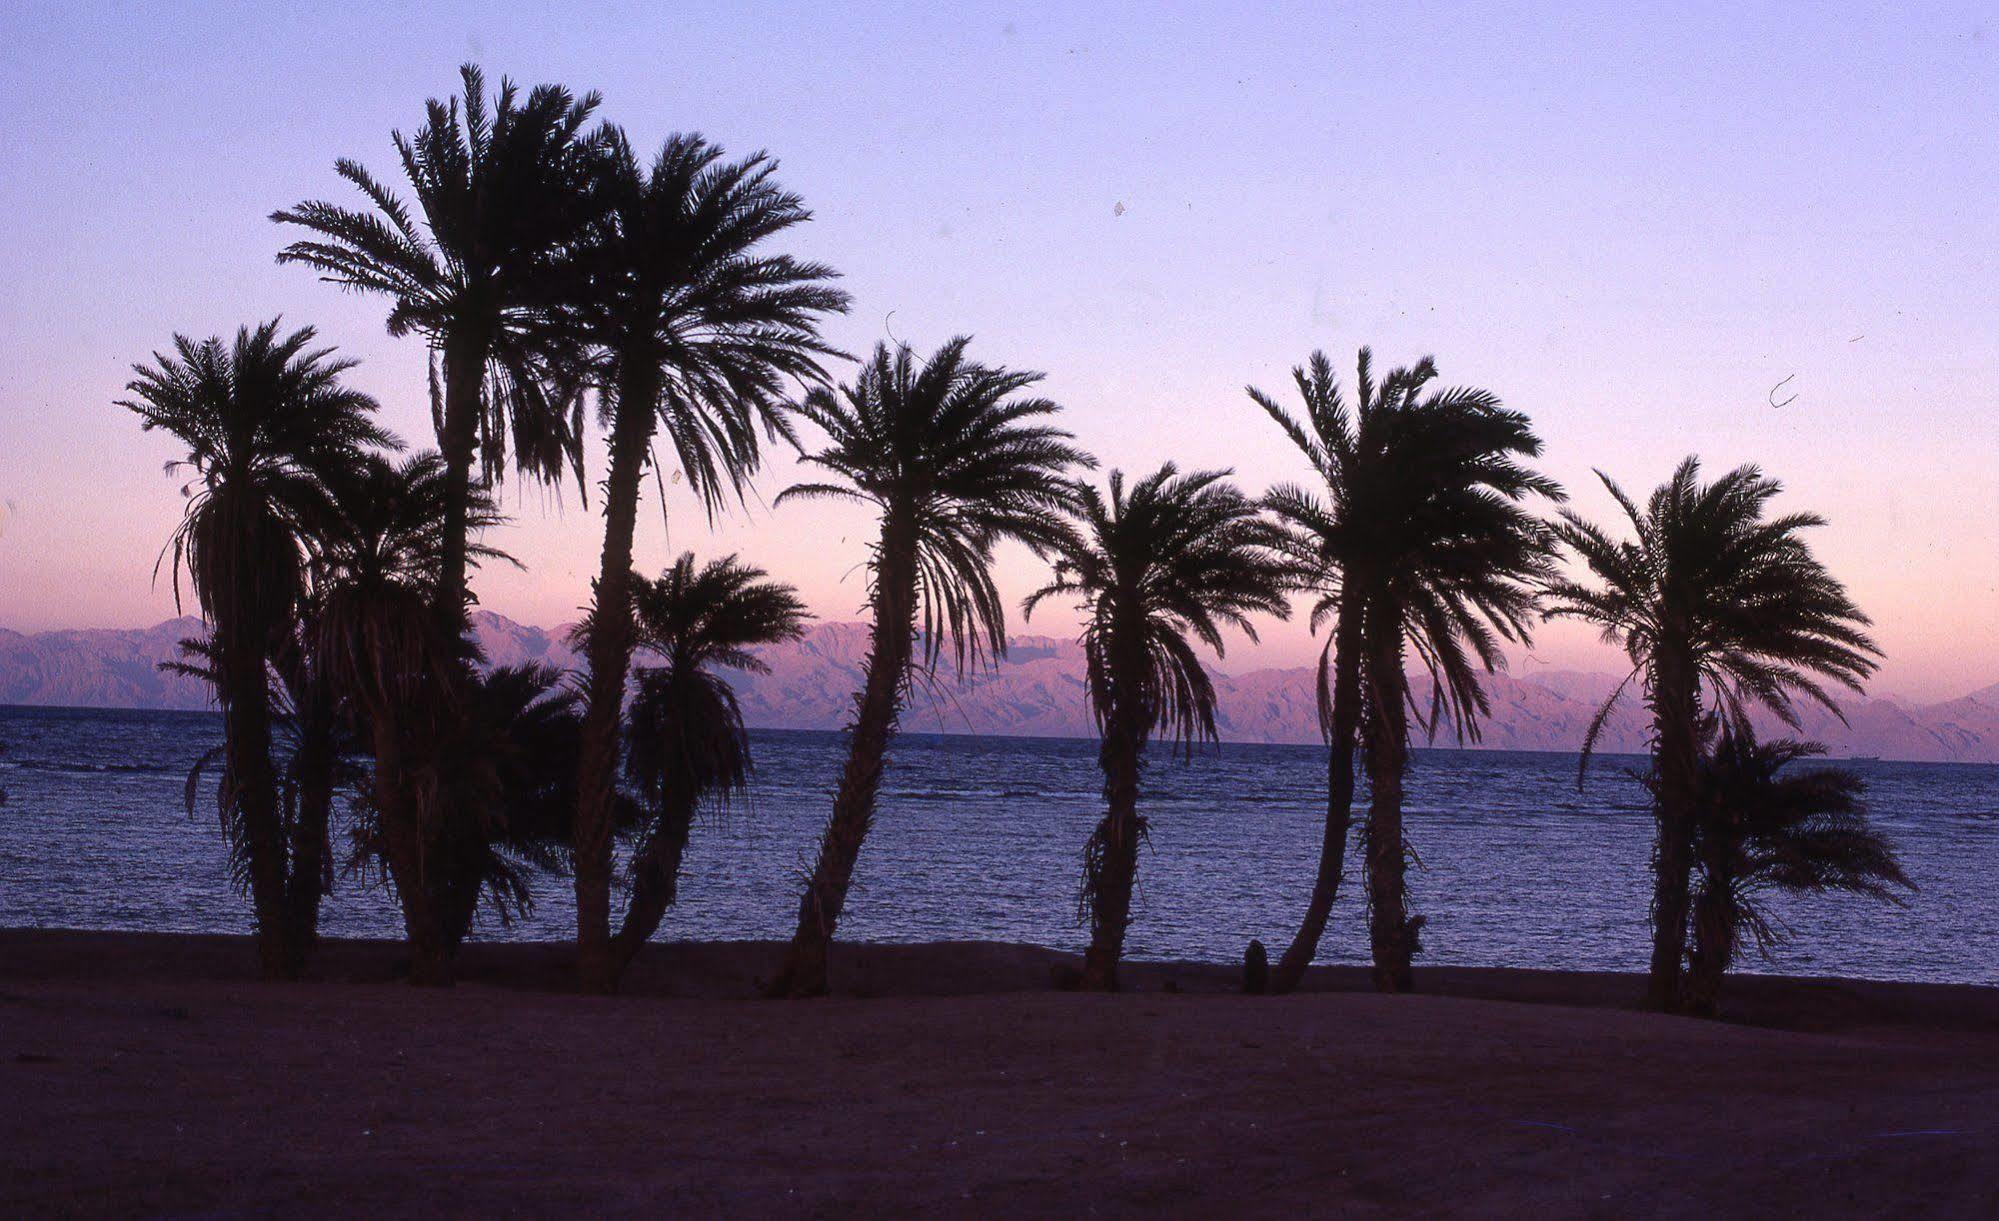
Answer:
2;930;1995;1217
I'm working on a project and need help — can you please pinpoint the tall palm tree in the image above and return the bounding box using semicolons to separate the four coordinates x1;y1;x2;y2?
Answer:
1681;726;1909;1016
309;451;505;983
1344;372;1560;992
272;64;602;634
1250;347;1444;994
120;319;390;978
765;337;1092;997
574;553;810;985
1545;458;1880;1012
1255;351;1559;992
564;129;848;992
1025;466;1293;991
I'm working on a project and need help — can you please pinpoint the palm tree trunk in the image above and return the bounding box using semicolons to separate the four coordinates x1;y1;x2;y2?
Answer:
1080;632;1149;992
574;374;661;993
1646;648;1700;1012
1080;742;1144;990
280;751;335;977
608;785;700;978
1683;861;1734;1018
220;628;292;980
434;334;487;639
767;514;920;998
370;716;453;986
1363;619;1415;993
1272;600;1365;994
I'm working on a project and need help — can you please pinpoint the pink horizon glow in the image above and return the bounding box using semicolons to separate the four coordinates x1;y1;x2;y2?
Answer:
3;4;1997;702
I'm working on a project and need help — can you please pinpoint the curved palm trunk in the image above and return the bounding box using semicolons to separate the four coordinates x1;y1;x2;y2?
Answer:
219;626;292;980
1080;632;1149;992
767;515;920;998
574;372;662;993
1271;600;1365;994
608;784;701;977
1363;617;1415;993
1646;647;1700;1012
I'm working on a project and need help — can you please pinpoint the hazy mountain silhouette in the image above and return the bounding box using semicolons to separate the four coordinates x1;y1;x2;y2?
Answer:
6;612;1999;762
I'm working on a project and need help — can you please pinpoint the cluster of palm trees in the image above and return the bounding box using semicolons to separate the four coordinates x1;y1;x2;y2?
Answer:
123;65;1908;1014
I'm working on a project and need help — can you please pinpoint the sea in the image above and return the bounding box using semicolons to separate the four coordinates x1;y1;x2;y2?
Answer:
1;704;1994;985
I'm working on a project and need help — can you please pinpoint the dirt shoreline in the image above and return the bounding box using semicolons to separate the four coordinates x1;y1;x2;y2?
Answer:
3;929;1995;1216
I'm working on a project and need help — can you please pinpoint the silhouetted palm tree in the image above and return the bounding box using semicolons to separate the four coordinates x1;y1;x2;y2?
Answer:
564;129;848;992
430;662;624;944
167;627;357;970
120;319;390;978
1681;726;1909;1016
1332;369;1560;992
1545;458;1880;1011
310;451;505;982
572;553;809;984
272;64;602;633
1250;347;1446;994
1025;466;1293;990
765;338;1091;996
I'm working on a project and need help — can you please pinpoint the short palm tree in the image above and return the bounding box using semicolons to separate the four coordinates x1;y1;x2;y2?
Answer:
1339;371;1560;992
1680;726;1909;1016
575;553;810;985
167;625;358;970
765;337;1091;997
1250;347;1444;994
564;129;848;992
272;64;603;633
1545;458;1880;1012
120;319;390;978
310;450;505;983
1025;466;1293;990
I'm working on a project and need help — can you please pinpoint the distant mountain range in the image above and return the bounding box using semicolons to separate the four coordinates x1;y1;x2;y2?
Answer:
7;612;1999;763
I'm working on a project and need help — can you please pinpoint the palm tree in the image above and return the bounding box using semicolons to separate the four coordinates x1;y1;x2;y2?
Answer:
1025;466;1293;991
573;553;810;985
1337;370;1560;992
765;337;1092;997
1249;348;1445;994
309;451;505;983
1545;458;1880;1012
120;319;390;978
1255;352;1559;992
272;64;602;634
432;662;626;945
167;626;358;970
564;129;848;992
1681;726;1909;1016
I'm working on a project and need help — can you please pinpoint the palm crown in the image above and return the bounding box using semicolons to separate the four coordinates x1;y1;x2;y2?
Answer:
1688;726;1909;960
1026;466;1294;750
571;129;850;514
1256;348;1562;739
1545;457;1881;759
307;452;508;710
779;337;1094;671
120;319;391;634
272;64;602;487
614;554;811;809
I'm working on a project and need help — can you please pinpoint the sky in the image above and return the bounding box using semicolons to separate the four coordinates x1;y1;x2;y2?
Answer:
1;2;1996;700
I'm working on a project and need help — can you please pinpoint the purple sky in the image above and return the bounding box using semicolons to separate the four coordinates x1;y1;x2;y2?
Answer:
3;3;1996;699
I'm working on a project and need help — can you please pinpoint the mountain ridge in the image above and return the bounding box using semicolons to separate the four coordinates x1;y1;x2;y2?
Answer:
4;612;1998;763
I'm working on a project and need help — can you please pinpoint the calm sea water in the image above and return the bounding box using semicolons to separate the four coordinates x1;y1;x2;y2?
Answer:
1;704;1994;984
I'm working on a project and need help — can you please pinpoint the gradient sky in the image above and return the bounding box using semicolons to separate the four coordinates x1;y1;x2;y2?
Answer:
2;2;1996;699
